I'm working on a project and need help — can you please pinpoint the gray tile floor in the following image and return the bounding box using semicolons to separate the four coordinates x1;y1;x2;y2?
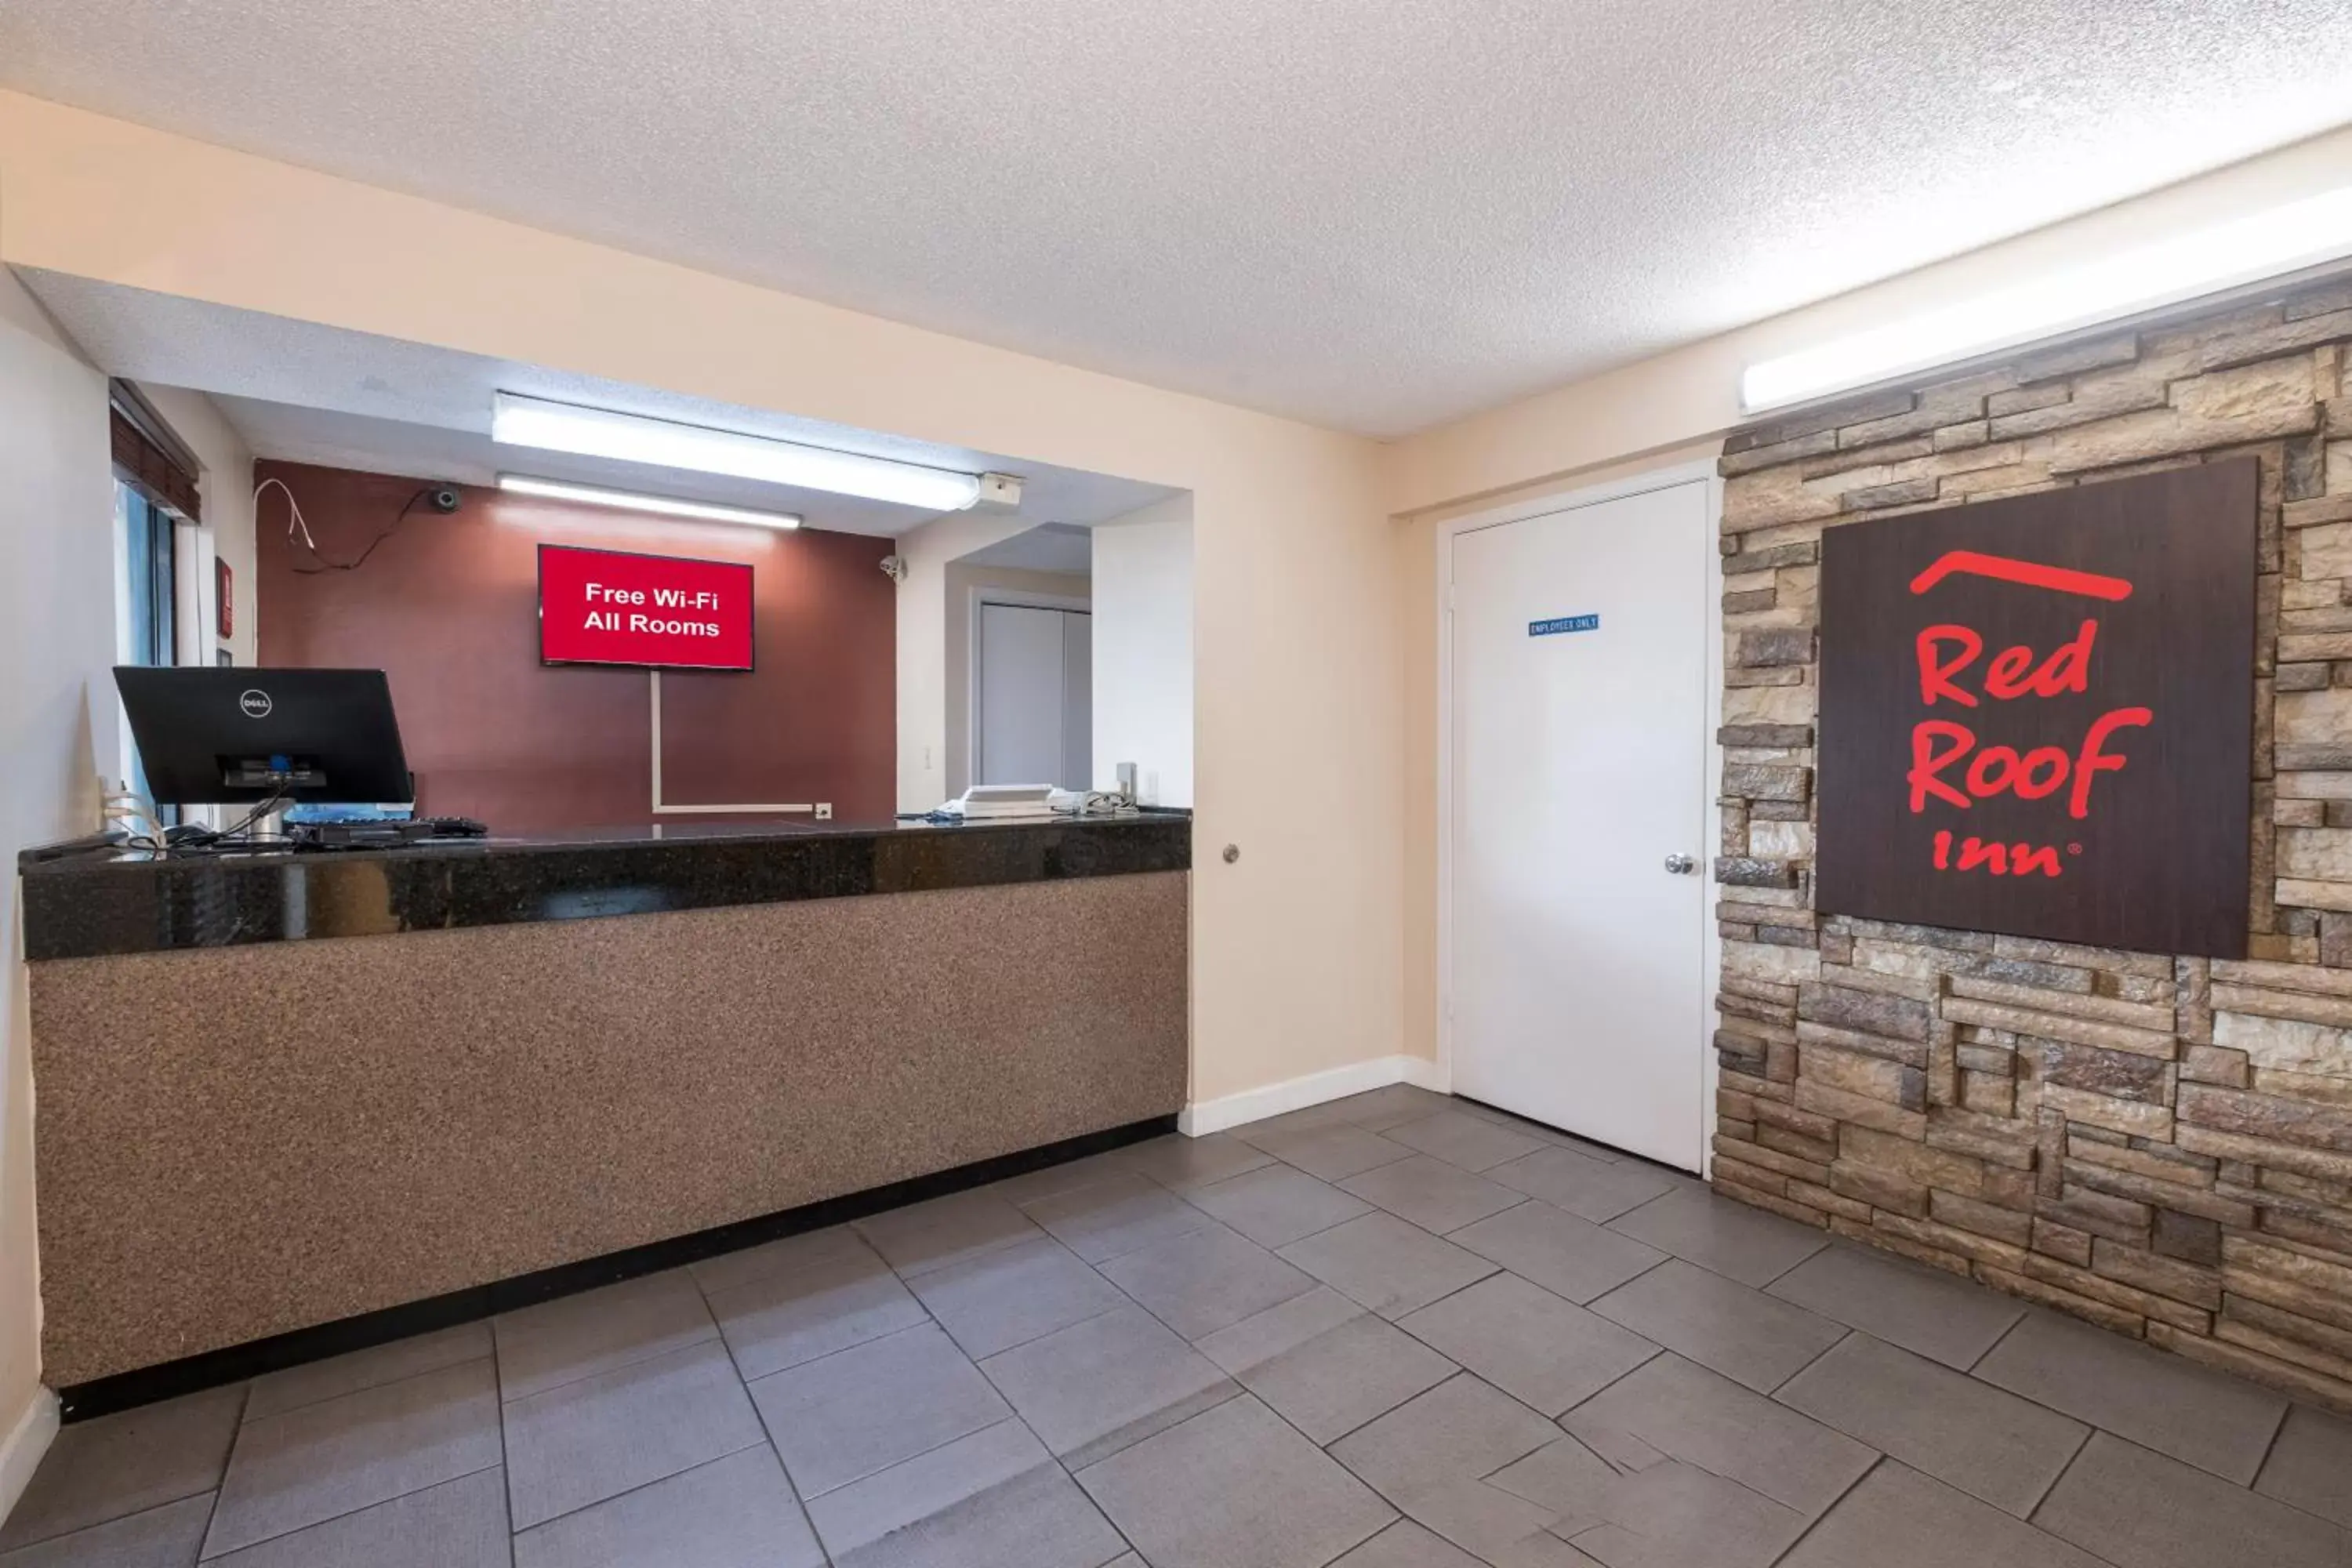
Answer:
5;1085;2350;1567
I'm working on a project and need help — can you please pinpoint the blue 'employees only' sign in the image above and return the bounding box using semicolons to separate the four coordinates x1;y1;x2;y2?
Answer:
1529;613;1600;637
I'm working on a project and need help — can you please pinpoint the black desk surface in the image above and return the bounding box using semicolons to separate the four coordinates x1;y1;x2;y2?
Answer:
17;812;1192;960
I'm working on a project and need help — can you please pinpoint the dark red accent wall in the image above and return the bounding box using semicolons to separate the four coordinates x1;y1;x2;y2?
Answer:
255;461;895;831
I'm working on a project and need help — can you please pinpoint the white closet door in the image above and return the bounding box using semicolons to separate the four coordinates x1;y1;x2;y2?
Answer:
1450;480;1713;1170
978;602;1069;786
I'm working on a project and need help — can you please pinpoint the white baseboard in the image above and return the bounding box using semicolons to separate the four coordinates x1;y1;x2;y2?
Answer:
0;1387;57;1532
1398;1056;1450;1093
1181;1054;1450;1137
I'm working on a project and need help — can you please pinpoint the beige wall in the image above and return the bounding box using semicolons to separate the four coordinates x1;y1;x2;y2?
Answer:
0;267;114;1502
0;91;1403;1120
1092;495;1194;809
944;561;1091;800
895;511;1037;814
1388;444;1722;1065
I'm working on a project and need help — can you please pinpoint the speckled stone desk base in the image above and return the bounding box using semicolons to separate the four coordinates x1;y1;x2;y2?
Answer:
28;873;1188;1387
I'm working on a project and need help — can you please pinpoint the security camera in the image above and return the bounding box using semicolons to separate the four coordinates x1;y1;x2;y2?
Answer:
426;485;463;514
880;554;909;583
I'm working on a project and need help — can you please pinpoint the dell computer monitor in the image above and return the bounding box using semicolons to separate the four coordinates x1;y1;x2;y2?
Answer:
114;666;415;805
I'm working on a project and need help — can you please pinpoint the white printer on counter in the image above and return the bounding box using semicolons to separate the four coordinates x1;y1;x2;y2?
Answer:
933;783;1062;821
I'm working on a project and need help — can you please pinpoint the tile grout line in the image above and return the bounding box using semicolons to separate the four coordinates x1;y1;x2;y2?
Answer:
1034;1403;1145;1563
495;1327;726;1411
489;1319;514;1547
498;1410;517;1568
1590;1201;1841;1295
2023;1422;2099;1527
489;1279;724;1410
1136;1377;1415;1555
1579;1250;1679;1308
1760;1319;2119;1524
685;1256;876;1561
238;1346;500;1426
1195;1148;1421;1247
2020;1439;2143;1568
0;1492;217;1559
1429;1193;1535;1236
1951;1318;2300;1493
190;1380;254;1563
2205;1419;2352;1538
871;1208;1188;1545
1753;1236;1835;1291
738;1316;949;1401
1512;1402;1807;1530
702;1280;839;1568
1258;1205;1381;1252
971;1302;1133;1373
1765;1326;1857;1399
2045;1425;2352;1548
1961;1307;2031;1376
1550;1345;1671;1434
230;1330;494;1425
203;1381;533;1559
1761;1453;1882;1568
1185;1367;1403;1501
2249;1396;2294;1491
1025;1129;1464;1539
1055;1385;1245;1485
199;1458;508;1564
1304;1360;1474;1455
1372;1261;1509;1327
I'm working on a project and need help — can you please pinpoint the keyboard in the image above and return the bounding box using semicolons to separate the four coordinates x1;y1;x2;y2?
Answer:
289;817;488;848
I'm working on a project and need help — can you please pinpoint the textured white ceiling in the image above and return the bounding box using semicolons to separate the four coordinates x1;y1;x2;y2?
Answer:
6;2;2352;435
23;271;1174;537
961;524;1093;576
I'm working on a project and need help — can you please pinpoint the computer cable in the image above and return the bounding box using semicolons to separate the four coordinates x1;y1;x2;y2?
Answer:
261;477;449;575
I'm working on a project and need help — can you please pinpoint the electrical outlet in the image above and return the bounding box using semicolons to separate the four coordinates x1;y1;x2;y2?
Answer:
815;803;833;820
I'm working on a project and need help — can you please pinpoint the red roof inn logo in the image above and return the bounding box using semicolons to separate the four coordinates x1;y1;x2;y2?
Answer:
1907;550;2142;878
1815;462;2256;959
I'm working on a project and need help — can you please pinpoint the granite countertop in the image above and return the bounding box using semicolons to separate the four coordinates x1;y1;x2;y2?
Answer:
18;811;1192;960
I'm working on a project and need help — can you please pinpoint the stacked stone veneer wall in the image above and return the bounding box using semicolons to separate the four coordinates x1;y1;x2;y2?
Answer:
1711;275;2352;1414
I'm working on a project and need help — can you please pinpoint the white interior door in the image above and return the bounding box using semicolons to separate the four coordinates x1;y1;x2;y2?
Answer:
978;601;1091;789
1449;480;1711;1170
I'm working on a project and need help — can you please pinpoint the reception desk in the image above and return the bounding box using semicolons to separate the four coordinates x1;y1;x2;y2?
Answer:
19;814;1189;1402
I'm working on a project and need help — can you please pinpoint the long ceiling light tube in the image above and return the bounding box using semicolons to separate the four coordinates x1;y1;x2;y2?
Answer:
491;393;983;512
1740;184;2352;414
495;474;802;529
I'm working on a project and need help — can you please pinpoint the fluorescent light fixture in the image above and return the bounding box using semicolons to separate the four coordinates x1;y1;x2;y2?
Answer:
1741;184;2352;413
496;474;801;530
492;393;982;511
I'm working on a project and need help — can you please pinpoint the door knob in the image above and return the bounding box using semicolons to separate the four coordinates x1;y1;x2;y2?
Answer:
1664;853;1697;875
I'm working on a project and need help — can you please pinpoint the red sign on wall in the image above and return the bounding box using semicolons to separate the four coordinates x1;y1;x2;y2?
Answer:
539;544;754;670
1816;460;2256;958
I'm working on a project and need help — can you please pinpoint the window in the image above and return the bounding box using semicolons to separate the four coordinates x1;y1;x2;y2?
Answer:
119;482;176;669
114;481;181;813
108;382;203;812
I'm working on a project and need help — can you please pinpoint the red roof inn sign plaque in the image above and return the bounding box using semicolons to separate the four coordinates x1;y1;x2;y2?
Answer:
1817;459;2256;960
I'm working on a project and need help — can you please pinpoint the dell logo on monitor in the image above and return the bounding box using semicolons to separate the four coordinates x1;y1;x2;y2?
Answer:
238;689;274;719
